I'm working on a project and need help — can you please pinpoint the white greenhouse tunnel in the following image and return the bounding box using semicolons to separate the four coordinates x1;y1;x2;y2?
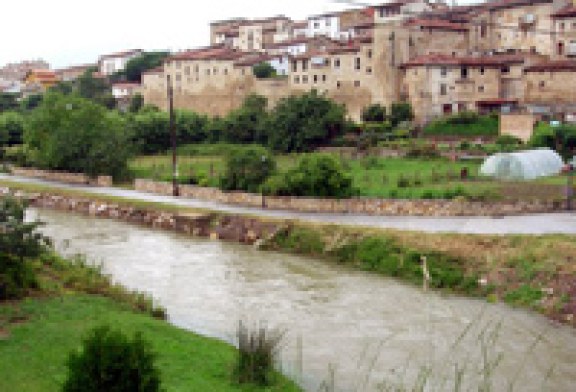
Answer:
480;148;565;181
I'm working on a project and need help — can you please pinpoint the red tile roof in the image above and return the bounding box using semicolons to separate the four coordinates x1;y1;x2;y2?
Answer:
168;47;246;62
402;53;525;68
481;0;552;11
524;60;576;72
551;5;576;18
405;18;469;32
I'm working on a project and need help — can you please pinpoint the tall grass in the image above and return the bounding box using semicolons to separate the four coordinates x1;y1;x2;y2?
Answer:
234;320;285;386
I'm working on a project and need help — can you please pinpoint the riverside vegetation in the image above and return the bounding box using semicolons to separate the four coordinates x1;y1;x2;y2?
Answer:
0;195;300;392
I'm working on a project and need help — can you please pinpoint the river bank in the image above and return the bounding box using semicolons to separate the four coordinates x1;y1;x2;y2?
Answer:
1;184;574;327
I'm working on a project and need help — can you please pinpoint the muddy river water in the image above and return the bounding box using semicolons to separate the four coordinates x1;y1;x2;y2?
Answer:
30;208;576;391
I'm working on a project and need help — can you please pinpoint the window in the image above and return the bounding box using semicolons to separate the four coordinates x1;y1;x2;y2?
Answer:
354;80;360;87
501;66;510;74
175;61;181;69
294;76;300;83
213;67;218;75
366;67;372;74
336;81;341;88
334;58;340;68
367;49;372;59
314;22;320;29
292;61;298;72
313;74;318;83
560;22;565;31
322;75;327;82
195;65;199;73
224;68;228;75
440;83;447;95
206;69;210;75
355;57;361;70
558;42;565;56
478;85;485;92
440;66;447;77
175;74;181;82
460;66;468;79
302;75;308;83
302;60;308;71
480;22;487;38
184;66;190;75
326;19;331;27
480;67;485;75
539;80;545;88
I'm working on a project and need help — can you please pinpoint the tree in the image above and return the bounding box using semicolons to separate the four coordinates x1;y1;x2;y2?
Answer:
0;196;49;299
268;90;346;153
265;154;355;198
25;92;132;179
63;326;161;392
530;123;576;160
129;93;144;113
77;70;116;109
252;62;276;79
0;93;19;113
389;102;414;127
122;52;169;83
20;94;44;111
0;111;25;146
361;104;386;122
220;146;276;192
222;94;269;144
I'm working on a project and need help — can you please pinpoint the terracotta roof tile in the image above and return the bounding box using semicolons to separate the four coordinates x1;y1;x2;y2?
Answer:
524;60;576;72
405;18;469;32
402;53;525;68
551;5;576;18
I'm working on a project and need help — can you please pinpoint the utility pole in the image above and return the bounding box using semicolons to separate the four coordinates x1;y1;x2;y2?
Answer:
167;74;179;197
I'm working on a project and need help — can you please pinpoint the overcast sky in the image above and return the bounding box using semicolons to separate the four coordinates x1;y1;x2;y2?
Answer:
1;0;479;69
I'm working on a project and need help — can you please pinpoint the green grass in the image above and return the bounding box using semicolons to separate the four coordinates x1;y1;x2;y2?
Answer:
0;295;299;392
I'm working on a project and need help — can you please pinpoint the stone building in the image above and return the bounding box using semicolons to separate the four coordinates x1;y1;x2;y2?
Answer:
98;49;143;76
551;4;576;57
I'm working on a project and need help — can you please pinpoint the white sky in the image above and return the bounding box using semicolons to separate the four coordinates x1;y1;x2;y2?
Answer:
1;0;479;69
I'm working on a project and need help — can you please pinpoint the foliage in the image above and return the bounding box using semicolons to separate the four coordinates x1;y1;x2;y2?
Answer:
129;93;144;113
0;93;19;113
220;145;276;192
423;112;499;137
25;92;132;179
76;70;116;109
405;143;441;159
361;103;386;122
19;94;44;111
495;134;522;147
0;111;25;146
62;326;161;392
118;51;169;83
265;154;355;198
222;94;268;144
0;196;49;299
252;62;276;79
529;122;576;160
267;90;346;152
234;321;283;386
389;102;414;127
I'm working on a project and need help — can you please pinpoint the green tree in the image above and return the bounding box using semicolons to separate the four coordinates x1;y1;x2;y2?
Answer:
530;123;576;160
77;70;116;109
222;94;268;144
0;111;25;146
25;92;132;179
265;154;355;198
220;146;275;192
63;326;161;392
0;196;49;299
121;51;169;83
20;94;44;111
252;62;276;79
361;104;386;122
0;93;19;113
389;102;414;127
129;93;144;113
268;90;346;153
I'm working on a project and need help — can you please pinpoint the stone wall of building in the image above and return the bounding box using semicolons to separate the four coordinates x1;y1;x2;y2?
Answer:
500;113;536;141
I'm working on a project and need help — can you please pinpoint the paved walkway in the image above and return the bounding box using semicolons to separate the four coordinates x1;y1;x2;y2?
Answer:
2;173;575;235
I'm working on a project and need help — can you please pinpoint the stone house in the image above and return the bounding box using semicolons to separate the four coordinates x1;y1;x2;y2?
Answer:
22;69;59;91
551;4;576;57
98;49;143;76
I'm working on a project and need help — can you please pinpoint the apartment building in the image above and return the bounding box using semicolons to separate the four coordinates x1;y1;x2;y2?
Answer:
552;4;576;57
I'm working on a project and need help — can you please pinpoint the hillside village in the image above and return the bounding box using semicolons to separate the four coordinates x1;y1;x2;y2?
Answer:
2;0;576;126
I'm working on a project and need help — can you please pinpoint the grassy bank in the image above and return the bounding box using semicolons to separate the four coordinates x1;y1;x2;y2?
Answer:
0;250;300;392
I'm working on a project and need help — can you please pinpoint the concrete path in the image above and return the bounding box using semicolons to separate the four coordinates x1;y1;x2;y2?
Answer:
2;173;575;235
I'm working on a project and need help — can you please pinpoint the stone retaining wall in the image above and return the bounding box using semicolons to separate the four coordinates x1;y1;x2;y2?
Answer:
134;179;563;216
11;167;112;187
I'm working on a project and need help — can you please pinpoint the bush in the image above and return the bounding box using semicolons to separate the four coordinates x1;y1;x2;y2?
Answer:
0;196;49;299
389;102;414;127
63;326;161;392
265;154;355;198
423;112;499;137
361;104;386;122
405;143;440;159
529;122;576;160
252;62;276;79
220;146;275;192
0;111;25;146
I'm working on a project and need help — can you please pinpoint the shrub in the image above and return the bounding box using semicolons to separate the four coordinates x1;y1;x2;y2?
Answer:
389;102;414;127
529;122;576;160
0;111;25;146
264;154;355;198
405;144;440;159
423;112;499;137
495;134;522;146
361;104;386;122
220;145;275;192
252;62;276;79
63;326;161;392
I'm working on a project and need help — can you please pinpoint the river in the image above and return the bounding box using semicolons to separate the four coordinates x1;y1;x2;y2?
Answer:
29;208;576;391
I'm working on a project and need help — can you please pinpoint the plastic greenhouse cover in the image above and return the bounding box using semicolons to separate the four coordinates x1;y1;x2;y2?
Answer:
480;148;564;180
